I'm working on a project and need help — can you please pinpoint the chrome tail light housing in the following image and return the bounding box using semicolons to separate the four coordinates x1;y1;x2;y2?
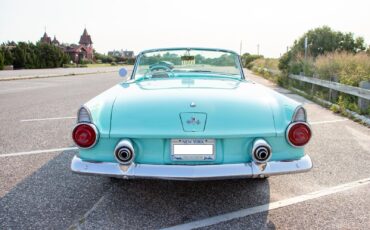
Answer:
286;122;312;147
72;123;99;149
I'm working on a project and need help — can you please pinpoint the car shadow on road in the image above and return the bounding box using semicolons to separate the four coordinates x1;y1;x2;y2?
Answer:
91;178;274;229
0;149;274;229
0;150;112;229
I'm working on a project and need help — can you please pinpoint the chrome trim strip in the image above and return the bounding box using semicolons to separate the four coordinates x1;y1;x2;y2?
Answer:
71;155;312;180
72;123;99;149
285;122;312;148
292;106;307;122
139;47;239;55
77;106;93;123
131;47;244;80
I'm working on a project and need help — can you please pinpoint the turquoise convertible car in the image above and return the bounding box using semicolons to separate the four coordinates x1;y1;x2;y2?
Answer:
71;47;312;180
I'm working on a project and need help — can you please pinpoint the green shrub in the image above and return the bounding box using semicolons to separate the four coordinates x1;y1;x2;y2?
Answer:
315;52;370;86
0;51;4;70
0;42;70;69
63;63;77;68
241;53;263;69
79;59;93;65
110;62;117;66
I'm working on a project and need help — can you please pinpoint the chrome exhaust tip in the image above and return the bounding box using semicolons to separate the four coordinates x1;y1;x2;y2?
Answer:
251;139;272;163
114;139;135;165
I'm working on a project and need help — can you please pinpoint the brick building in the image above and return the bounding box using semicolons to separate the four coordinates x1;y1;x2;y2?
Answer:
39;28;94;63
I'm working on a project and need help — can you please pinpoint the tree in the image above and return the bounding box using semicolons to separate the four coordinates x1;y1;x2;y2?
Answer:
241;53;263;69
94;50;115;63
278;26;367;73
0;51;4;70
278;52;291;73
0;41;70;69
1;46;14;65
12;42;28;68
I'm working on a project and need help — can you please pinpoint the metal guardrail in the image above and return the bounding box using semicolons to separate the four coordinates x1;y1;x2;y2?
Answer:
289;74;370;100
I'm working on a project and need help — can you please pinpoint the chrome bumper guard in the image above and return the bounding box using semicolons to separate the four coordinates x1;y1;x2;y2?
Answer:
71;154;312;180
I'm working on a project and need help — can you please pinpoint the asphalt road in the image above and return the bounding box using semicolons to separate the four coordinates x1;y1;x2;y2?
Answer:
0;69;369;229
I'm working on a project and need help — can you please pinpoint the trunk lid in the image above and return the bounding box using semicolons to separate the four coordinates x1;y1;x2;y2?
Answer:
110;78;276;138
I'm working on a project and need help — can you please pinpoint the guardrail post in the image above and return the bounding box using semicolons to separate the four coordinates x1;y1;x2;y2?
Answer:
299;72;305;87
311;74;317;95
329;76;339;102
358;81;370;113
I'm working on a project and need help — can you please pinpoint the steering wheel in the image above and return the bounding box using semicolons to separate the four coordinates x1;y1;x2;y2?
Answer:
149;64;173;72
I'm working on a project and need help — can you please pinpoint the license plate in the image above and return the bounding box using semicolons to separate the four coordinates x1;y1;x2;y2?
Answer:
171;139;215;161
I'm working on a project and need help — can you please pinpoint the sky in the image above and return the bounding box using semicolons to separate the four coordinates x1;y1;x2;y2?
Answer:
0;0;369;58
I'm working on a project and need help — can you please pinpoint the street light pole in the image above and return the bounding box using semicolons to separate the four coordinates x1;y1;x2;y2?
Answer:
304;37;308;60
240;40;242;56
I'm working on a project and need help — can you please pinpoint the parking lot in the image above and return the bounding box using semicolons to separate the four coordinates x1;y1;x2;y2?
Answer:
0;69;369;229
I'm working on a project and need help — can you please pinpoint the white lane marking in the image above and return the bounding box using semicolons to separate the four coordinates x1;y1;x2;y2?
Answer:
20;116;76;122
0;147;78;158
310;119;348;125
162;177;370;230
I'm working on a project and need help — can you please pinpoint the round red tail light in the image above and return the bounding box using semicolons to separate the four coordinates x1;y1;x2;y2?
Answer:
72;123;98;148
287;122;311;147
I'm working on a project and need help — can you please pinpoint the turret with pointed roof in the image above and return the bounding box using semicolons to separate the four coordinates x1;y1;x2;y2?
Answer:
52;36;60;45
40;32;51;44
79;28;93;47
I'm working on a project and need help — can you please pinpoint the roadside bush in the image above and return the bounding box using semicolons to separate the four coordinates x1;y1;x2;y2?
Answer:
110;62;117;66
250;58;283;84
252;58;278;70
63;63;77;68
1;46;14;65
0;51;4;70
0;42;70;69
315;52;370;86
241;53;263;69
79;58;93;65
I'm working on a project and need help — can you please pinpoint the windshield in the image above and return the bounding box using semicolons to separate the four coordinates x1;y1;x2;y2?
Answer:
133;49;243;80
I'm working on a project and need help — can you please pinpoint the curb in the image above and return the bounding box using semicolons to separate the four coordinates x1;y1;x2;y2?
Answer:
290;87;370;127
0;70;118;81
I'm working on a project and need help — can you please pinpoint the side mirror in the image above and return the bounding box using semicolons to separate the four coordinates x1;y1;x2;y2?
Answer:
119;68;128;78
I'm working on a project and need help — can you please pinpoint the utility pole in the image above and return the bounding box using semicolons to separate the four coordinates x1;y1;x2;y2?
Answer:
240;40;242;56
304;37;308;60
257;44;260;55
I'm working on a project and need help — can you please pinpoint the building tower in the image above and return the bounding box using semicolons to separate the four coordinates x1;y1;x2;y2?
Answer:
79;28;93;47
40;32;52;44
51;36;60;46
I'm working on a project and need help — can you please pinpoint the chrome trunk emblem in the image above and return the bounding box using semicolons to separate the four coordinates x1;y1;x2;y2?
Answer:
187;116;201;125
190;102;196;107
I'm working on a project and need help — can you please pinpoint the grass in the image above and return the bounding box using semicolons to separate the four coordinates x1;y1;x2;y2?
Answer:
250;52;370;116
252;58;279;71
314;52;370;86
63;63;131;68
86;63;121;68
